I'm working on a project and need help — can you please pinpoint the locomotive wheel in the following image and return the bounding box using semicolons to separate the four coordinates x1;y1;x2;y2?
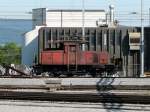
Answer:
59;74;67;78
83;73;93;78
72;74;79;78
48;73;54;78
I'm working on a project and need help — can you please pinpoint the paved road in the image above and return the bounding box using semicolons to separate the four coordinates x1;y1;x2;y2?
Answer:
0;100;149;112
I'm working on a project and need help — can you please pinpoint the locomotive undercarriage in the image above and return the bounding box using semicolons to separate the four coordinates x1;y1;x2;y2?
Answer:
33;64;115;77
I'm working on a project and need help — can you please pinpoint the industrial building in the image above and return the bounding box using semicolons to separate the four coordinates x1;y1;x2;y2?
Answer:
32;9;107;28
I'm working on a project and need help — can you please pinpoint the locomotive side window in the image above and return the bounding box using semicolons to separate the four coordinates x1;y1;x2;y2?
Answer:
70;46;76;52
43;33;64;51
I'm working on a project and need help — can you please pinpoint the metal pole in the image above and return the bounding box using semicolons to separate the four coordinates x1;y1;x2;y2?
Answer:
39;0;42;8
82;0;85;51
149;8;150;26
140;0;144;77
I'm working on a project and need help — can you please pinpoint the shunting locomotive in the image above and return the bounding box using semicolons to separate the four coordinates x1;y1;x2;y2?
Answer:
33;32;115;77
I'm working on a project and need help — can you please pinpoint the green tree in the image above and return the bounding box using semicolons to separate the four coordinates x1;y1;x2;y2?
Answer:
0;43;21;65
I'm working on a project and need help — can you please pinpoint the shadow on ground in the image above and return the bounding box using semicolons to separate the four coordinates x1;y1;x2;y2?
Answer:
96;78;123;112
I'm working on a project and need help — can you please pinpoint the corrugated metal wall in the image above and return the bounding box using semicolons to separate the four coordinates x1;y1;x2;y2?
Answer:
144;27;150;72
38;27;142;77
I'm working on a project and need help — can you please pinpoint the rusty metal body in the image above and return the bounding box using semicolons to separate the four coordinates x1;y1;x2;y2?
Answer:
35;38;114;76
40;41;109;66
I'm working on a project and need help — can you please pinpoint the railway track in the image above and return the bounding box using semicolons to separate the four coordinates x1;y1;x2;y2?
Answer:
0;90;149;104
0;78;149;104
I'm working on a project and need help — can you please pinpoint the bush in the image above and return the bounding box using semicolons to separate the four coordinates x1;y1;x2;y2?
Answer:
0;43;21;65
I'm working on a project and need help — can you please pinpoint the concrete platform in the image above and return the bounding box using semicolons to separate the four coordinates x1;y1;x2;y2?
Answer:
60;78;150;86
0;78;149;90
0;78;149;85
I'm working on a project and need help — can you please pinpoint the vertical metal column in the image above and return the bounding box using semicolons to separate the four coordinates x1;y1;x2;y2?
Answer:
149;8;150;26
61;10;63;27
82;0;85;51
96;29;98;51
50;29;53;48
140;0;144;77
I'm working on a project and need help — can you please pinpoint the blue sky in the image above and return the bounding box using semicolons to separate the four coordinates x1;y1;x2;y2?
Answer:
0;0;150;26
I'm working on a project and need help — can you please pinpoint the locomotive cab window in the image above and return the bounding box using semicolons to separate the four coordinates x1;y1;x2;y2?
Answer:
70;46;76;52
44;39;64;50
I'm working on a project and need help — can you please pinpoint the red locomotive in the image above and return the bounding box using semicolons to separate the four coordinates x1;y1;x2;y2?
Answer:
33;35;115;77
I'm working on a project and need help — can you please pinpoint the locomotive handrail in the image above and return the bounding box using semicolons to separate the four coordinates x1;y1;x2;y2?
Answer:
47;40;88;44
